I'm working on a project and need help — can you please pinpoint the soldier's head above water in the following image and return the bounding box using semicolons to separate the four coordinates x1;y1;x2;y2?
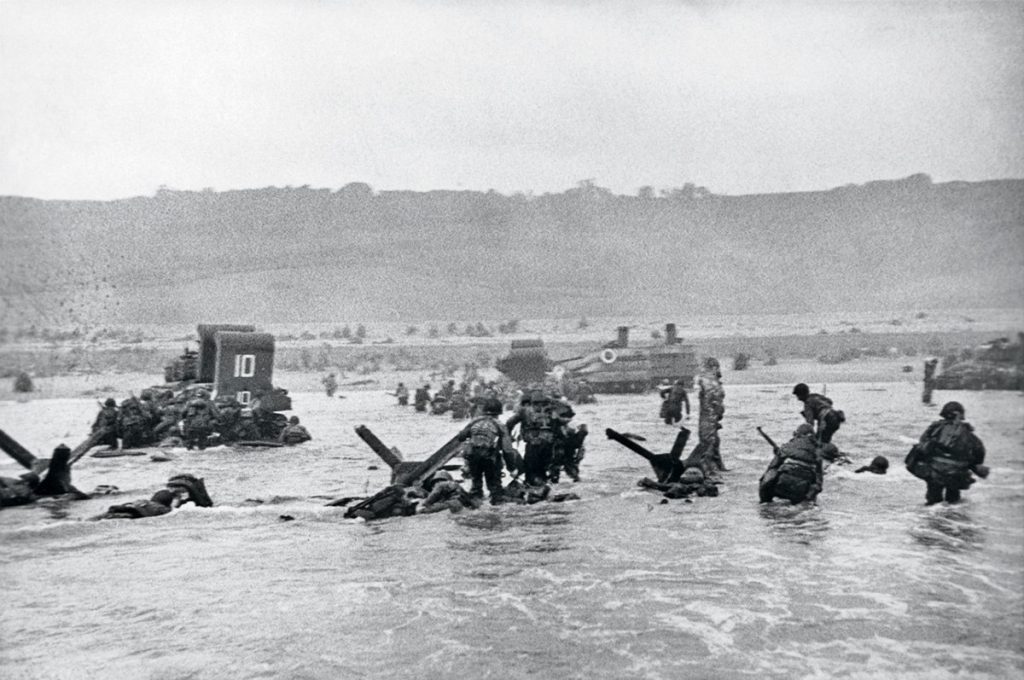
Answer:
939;401;965;419
792;383;810;400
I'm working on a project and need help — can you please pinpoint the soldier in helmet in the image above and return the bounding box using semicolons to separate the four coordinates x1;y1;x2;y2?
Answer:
414;384;431;412
214;395;243;443
279;416;312;445
394;382;410;406
456;397;518;503
659;378;691;425
91;397;121;450
905;401;988;504
505;390;558;486
153;393;186;441
181;389;219;451
685;358;726;477
232;407;262;441
118;396;152;449
321;372;339;398
418;470;482;514
758;423;824;504
793;383;845;445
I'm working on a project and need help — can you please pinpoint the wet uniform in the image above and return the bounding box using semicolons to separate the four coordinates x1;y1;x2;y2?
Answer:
759;427;824;504
907;415;986;504
457;415;517;501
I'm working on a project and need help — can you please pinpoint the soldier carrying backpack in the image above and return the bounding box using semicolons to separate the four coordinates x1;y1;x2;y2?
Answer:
905;401;988;505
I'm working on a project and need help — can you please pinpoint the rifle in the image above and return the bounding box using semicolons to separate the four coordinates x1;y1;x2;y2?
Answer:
756;427;780;453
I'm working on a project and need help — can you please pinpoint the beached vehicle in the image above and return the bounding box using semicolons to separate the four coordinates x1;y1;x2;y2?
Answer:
554;324;699;394
933;333;1024;391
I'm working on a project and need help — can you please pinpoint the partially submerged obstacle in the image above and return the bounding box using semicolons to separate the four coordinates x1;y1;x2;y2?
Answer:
0;428;90;507
337;426;467;520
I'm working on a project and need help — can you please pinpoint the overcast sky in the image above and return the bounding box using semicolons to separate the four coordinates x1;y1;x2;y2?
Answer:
1;0;1021;200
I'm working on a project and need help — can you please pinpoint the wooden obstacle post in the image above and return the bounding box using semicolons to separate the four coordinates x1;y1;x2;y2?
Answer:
354;425;404;469
69;428;111;466
0;428;38;470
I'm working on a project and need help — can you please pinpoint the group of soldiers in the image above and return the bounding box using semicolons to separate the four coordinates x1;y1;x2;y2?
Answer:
437;385;589;498
646;356;986;508
89;388;307;451
403;379;512;419
757;381;988;507
344;389;588;519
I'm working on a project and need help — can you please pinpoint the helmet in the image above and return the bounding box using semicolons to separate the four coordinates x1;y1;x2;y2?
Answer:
530;390;548;403
792;383;810;399
430;470;453;485
703;357;720;371
681;467;705;484
869;455;890;473
104;398;116;407
483;398;503;415
793;423;814;437
289;416;300;425
939;401;965;419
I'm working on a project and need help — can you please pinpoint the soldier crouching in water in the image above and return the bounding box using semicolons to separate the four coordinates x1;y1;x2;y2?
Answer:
759;424;824;504
279;416;313;445
181;389;219;450
905;401;988;505
456;398;518;504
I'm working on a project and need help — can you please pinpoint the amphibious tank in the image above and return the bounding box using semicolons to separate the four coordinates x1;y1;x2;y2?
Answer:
554;324;699;394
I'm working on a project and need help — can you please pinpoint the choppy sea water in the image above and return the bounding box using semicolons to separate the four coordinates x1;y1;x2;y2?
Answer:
1;382;1022;680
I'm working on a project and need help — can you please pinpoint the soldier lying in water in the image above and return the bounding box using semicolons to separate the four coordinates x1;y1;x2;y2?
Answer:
92;474;213;520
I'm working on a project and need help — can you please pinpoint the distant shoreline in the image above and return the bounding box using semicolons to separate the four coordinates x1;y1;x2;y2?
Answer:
2;325;1017;401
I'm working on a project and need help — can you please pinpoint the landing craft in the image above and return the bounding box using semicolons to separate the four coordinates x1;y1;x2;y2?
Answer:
161;324;292;411
555;324;699;393
495;324;699;394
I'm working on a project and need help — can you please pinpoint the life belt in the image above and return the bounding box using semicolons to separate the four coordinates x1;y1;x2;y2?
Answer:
600;349;617;364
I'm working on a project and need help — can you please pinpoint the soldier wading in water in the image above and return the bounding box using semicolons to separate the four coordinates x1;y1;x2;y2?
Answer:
905;401;988;505
456;398;518;504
